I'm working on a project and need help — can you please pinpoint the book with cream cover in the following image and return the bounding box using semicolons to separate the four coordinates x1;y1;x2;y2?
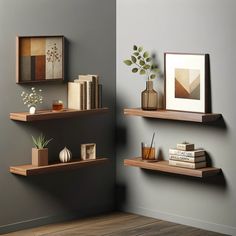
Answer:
169;160;206;169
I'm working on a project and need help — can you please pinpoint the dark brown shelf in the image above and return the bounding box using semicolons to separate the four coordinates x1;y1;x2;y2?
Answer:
10;108;109;122
124;158;221;178
10;158;108;176
124;108;222;123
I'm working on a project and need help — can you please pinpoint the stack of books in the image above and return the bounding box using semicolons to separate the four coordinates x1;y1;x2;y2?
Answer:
68;74;102;110
169;143;206;169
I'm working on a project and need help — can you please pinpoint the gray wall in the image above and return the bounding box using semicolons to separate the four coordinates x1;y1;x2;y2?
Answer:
116;0;236;235
0;0;116;233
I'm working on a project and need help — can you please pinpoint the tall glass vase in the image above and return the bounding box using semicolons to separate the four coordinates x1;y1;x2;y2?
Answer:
141;80;158;110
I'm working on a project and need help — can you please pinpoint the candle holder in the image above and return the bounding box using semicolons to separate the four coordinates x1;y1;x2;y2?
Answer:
52;100;63;112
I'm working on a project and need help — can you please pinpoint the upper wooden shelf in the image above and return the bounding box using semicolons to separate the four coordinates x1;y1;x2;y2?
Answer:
10;108;109;122
124;158;221;178
10;158;108;176
124;108;222;123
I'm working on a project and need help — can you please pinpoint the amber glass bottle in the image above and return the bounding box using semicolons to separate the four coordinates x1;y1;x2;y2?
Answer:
141;80;158;110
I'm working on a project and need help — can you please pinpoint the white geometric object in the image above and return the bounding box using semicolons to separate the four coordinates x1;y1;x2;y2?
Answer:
59;147;72;163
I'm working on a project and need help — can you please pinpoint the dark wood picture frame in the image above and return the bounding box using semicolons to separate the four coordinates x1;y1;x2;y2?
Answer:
164;52;209;113
16;35;64;84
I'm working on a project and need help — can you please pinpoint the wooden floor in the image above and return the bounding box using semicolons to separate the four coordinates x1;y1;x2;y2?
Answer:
4;212;227;236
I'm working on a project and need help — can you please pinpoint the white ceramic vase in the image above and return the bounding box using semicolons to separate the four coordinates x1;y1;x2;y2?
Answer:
59;147;72;163
29;106;36;114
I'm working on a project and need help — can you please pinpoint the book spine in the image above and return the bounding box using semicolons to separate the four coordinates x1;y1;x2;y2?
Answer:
92;75;99;108
169;160;206;169
68;82;82;110
76;75;97;109
169;149;204;157
91;80;95;109
80;83;84;110
98;84;102;108
86;81;92;110
83;82;87;110
169;155;206;163
176;143;194;151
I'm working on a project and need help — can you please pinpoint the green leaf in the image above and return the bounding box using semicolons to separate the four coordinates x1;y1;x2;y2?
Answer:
143;51;149;58
146;57;151;62
133;52;139;56
150;74;156;79
140;69;146;75
143;64;150;69
152;68;159;73
132;68;138;73
139;60;145;66
138;46;143;52
123;60;132;66
133;45;138;50
131;56;136;63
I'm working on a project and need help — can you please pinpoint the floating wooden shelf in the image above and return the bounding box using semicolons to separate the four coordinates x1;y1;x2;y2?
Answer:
124;158;221;178
10;158;108;176
124;108;222;123
10;108;109;122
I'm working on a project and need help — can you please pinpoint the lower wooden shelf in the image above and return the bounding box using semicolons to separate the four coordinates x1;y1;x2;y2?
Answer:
124;158;221;178
10;158;108;176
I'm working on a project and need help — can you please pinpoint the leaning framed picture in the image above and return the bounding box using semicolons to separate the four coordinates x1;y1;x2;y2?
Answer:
81;143;96;161
16;35;64;83
164;53;209;113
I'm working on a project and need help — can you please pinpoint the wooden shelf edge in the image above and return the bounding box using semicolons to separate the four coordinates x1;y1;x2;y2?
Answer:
124;158;221;178
10;108;109;122
10;158;109;176
124;108;222;123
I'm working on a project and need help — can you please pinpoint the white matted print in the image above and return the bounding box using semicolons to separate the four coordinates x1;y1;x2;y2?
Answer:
164;53;208;113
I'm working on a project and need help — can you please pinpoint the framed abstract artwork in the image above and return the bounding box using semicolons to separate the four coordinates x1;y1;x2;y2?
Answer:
164;53;209;113
16;35;64;83
81;143;96;161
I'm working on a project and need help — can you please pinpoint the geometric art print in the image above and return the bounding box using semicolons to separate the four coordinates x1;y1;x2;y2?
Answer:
18;36;63;82
175;68;200;100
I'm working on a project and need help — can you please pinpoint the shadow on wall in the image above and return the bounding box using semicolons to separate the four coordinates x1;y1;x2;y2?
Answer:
12;162;113;214
141;169;227;190
115;168;227;211
144;115;227;130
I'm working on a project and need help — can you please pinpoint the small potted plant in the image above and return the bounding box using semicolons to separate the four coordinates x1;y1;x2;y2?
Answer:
32;134;52;166
21;87;43;114
123;45;159;110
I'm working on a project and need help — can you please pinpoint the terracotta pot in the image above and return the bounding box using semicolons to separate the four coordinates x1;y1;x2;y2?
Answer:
32;148;48;166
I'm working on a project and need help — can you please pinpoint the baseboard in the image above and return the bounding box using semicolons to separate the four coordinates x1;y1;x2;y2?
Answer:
121;205;236;235
0;206;113;235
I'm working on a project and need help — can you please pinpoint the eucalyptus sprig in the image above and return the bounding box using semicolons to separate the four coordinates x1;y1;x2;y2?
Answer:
123;45;159;80
32;134;53;149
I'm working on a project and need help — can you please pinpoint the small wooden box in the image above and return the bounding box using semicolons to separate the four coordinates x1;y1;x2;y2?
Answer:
176;143;194;151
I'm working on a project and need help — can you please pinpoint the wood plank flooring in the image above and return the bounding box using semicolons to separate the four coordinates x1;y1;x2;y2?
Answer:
4;212;228;236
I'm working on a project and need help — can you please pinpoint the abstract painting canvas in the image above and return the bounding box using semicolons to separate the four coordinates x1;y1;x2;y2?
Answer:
165;53;208;113
175;68;200;100
17;36;64;83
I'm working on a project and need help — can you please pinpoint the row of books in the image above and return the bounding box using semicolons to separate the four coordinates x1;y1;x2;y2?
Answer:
68;74;102;110
168;143;206;169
